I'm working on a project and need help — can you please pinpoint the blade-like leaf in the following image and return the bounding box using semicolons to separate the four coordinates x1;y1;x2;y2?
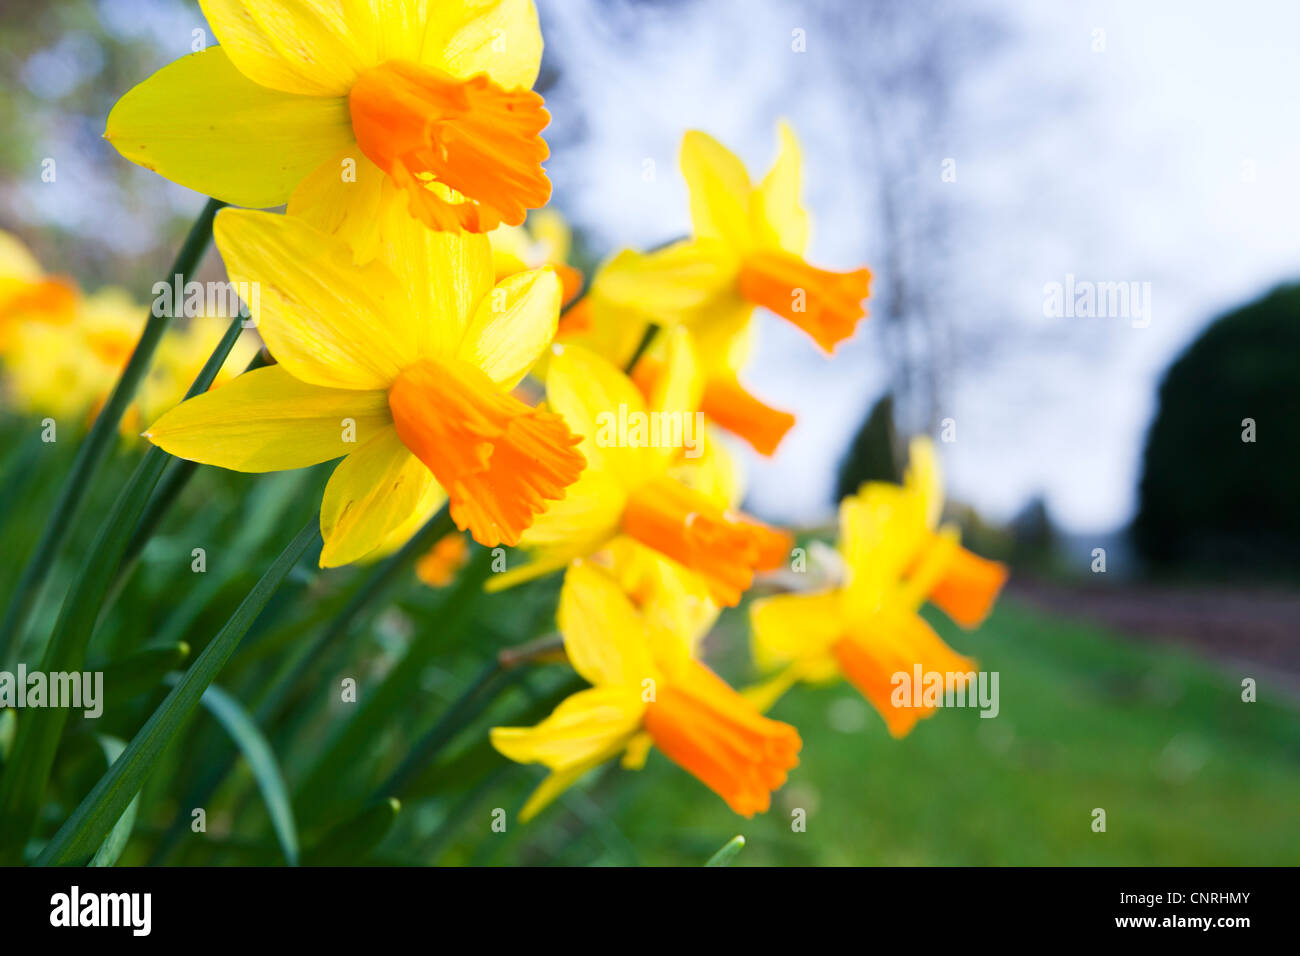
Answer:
302;798;400;866
89;736;139;868
0;198;223;671
0;310;248;863
34;516;320;866
168;676;298;866
100;642;192;708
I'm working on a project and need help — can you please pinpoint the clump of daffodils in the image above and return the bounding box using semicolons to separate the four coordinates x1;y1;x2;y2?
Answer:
0;0;1009;848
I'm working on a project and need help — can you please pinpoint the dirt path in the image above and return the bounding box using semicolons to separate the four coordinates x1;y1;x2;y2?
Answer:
1008;579;1300;688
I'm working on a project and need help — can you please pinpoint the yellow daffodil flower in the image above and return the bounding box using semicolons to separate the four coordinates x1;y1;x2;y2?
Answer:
492;560;801;820
143;206;584;566
749;437;1008;737
490;210;583;304
493;331;789;606
0;229;76;351
106;0;550;234
590;123;870;353
570;124;866;455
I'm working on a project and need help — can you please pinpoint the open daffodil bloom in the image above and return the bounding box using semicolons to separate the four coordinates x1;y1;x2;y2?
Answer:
587;123;870;354
749;437;1008;737
106;0;549;234
495;333;789;606
492;561;800;820
145;206;584;565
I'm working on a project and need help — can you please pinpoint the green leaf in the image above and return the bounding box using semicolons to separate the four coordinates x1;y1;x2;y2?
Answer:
705;835;746;867
0;198;224;671
33;516;320;867
0;309;249;863
302;798;400;866
0;708;15;766
100;642;192;707
89;736;139;867
168;676;298;866
293;539;490;826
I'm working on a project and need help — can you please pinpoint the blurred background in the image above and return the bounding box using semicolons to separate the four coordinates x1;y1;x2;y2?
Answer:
1;0;1297;864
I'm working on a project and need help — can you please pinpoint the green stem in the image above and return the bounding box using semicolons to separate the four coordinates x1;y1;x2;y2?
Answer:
0;198;224;669
623;323;659;374
293;542;492;825
146;505;455;865
375;634;567;803
376;663;520;799
35;516;320;866
254;504;456;726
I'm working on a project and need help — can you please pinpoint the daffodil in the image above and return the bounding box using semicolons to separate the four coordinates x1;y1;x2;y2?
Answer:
106;0;550;235
491;560;801;820
144;206;583;566
749;437;1008;737
590;123;870;353
0;229;76;351
572;124;865;454
490;210;583;305
494;331;789;606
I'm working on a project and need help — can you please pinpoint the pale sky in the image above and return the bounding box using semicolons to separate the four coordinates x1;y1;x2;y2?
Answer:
14;0;1300;535
541;0;1300;533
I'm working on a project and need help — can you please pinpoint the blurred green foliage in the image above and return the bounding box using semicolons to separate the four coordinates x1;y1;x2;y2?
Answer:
1135;283;1300;577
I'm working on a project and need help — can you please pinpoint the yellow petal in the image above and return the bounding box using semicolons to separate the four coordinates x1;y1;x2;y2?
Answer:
689;296;754;377
669;430;744;508
680;130;755;251
458;266;560;387
364;0;430;63
749;590;845;674
754;120;808;255
607;538;719;657
491;684;644;771
905;435;944;529
199;0;371;95
371;194;496;358
421;0;544;89
558;561;657;688
144;364;391;471
319;427;433;567
644;325;704;468
105;48;353;209
740;663;803;714
516;469;627;559
838;483;926;615
545;343;651;487
620;731;654;770
288;149;391;264
589;239;739;328
365;479;449;562
516;747;613;823
0;229;43;280
214;208;415;389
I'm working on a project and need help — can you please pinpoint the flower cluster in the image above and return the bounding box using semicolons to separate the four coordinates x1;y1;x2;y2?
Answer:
0;231;257;434
67;0;1005;820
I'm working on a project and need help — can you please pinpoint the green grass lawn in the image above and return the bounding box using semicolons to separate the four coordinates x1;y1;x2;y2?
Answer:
485;599;1300;865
